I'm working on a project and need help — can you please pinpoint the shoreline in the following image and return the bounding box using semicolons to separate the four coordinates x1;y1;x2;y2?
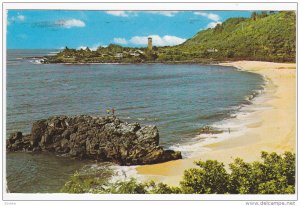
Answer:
135;60;296;186
35;58;295;66
39;61;217;65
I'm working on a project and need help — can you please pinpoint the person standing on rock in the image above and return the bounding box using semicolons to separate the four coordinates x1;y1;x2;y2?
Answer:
112;108;115;116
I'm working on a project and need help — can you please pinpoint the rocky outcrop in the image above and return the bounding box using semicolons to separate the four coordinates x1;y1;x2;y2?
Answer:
197;126;223;135
6;115;182;165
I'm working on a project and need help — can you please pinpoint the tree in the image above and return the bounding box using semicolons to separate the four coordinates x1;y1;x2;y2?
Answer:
153;46;158;51
180;160;229;194
251;12;257;20
214;23;223;32
260;11;268;18
228;151;295;194
86;47;91;52
226;50;235;58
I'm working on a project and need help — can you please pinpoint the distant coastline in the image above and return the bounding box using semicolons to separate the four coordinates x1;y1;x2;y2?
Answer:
24;55;296;66
30;11;295;65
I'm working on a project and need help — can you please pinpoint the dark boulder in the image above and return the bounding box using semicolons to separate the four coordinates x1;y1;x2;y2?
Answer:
6;115;182;165
31;120;47;146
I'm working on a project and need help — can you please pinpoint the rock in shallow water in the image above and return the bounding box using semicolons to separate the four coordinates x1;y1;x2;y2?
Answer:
6;115;182;165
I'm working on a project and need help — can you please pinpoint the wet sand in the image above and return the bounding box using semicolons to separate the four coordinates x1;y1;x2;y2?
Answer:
136;61;296;186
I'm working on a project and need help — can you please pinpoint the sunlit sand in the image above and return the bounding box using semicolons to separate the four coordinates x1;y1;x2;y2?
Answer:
136;61;296;186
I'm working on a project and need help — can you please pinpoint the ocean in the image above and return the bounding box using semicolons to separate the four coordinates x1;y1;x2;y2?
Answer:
5;49;265;193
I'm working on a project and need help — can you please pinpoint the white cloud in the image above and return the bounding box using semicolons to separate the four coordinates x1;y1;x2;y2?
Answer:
77;46;88;50
130;35;186;46
10;14;26;23
105;11;179;17
16;15;25;21
206;21;222;29
113;38;128;44
105;11;135;17
194;12;220;22
193;12;222;30
146;11;179;17
55;19;85;28
77;43;107;51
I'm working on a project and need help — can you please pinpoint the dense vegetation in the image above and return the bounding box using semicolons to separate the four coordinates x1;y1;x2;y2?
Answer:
45;11;295;64
61;151;295;194
45;44;152;64
178;11;296;62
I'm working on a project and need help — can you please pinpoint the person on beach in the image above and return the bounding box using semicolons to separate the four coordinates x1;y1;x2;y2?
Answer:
228;128;231;134
106;108;110;115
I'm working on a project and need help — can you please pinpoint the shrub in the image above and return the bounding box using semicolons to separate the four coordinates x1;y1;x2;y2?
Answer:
180;160;229;194
61;151;295;194
61;164;114;193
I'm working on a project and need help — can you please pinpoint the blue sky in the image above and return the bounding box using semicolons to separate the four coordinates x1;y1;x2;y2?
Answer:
7;10;251;49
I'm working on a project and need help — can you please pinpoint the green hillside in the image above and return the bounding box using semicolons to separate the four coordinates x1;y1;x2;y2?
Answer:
45;11;296;64
171;11;296;62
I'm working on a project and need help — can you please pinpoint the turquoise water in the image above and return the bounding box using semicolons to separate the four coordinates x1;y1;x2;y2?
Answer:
6;49;264;193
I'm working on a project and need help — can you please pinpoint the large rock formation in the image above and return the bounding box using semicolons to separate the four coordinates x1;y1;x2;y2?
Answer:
6;115;182;165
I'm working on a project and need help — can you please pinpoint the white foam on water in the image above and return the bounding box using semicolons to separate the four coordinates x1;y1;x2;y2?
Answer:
85;163;162;186
75;163;145;188
107;164;151;185
47;51;60;56
95;71;275;181
107;165;142;183
169;73;275;158
29;59;43;64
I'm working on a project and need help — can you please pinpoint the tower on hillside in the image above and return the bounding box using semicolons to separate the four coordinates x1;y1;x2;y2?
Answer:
148;37;153;51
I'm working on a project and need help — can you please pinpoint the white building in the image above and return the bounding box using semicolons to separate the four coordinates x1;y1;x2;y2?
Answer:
207;48;218;53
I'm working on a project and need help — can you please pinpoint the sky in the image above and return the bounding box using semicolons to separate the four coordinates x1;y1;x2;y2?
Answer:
7;10;251;49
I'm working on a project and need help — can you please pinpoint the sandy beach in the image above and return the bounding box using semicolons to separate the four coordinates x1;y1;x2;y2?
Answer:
136;61;296;186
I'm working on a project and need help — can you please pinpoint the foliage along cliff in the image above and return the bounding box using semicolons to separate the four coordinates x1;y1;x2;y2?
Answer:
167;11;296;62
